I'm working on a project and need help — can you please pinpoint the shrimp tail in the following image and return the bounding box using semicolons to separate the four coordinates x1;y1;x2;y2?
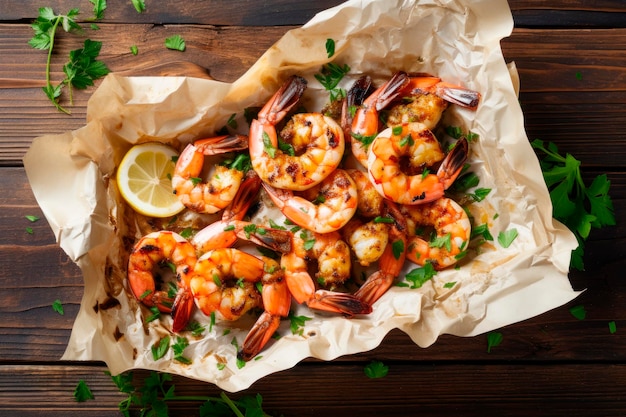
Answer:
232;221;293;254
341;75;372;138
438;137;469;189
194;134;249;155
307;290;372;317
171;289;195;333
353;271;395;306
259;75;308;125
371;71;410;111
221;171;261;221
433;83;481;109
238;311;281;361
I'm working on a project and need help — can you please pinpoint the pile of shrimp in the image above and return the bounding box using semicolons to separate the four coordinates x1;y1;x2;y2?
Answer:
126;71;481;362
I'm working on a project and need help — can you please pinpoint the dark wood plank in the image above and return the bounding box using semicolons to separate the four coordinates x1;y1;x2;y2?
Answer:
2;363;626;417
2;24;626;166
2;168;625;363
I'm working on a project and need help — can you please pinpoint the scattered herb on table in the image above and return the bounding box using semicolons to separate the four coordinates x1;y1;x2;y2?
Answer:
608;321;617;334
89;0;106;20
364;360;389;379
29;7;109;113
486;331;503;353
165;34;186;51
52;299;64;315
532;139;615;270
130;45;138;55
107;371;275;417
131;0;146;13
569;304;587;320
73;380;95;402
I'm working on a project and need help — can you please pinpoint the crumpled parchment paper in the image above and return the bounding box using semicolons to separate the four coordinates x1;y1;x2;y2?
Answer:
23;0;580;392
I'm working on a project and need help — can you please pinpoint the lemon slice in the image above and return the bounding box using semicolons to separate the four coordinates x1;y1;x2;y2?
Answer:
116;142;185;218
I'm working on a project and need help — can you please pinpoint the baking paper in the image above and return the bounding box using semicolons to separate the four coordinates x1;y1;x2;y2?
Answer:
24;0;579;392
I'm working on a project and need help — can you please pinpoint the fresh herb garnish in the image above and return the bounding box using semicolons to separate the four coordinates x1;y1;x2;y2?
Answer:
325;38;336;58
165;34;186;52
364;360;389;379
130;45;138;55
289;312;312;336
609;321;617;334
29;7;109;113
52;299;64;315
172;336;192;364
314;62;350;102
89;0;106;20
487;331;503;353
131;0;146;13
186;320;206;337
569;304;587;320
151;336;170;360
73;380;95;402
532;139;615;270
497;228;518;248
399;263;437;289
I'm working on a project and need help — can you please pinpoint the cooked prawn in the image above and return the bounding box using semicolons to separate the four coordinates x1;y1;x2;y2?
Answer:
172;135;249;214
263;168;358;234
249;75;345;191
354;201;408;305
350;71;410;166
400;197;471;270
386;75;481;129
346;168;384;218
281;230;372;316
367;123;468;205
340;75;372;140
127;231;197;316
342;218;389;267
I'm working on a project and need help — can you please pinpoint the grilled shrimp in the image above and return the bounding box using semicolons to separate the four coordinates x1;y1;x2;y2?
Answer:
249;75;345;191
386;75;481;129
172;135;249;214
367;123;468;205
350;71;410;167
262;168;358;234
354;201;408;306
400;197;471;270
281;231;372;316
127;231;197;316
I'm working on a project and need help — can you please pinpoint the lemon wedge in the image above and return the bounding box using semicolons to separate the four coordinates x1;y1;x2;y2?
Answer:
116;142;185;218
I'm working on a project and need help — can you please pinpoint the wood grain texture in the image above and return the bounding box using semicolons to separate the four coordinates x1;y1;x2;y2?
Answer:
1;1;625;416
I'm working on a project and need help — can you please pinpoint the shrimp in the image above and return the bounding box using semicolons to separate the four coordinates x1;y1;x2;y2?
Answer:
342;218;389;267
346;168;384;218
127;231;197;315
263;168;358;234
367;122;468;205
354;201;408;306
281;230;372;317
172;134;249;214
350;71;410;166
189;172;291;255
249;75;345;191
386;75;481;129
400;197;471;270
340;75;372;140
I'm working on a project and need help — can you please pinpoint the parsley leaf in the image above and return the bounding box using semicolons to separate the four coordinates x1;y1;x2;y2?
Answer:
131;0;146;13
400;263;437;289
289;312;312;336
608;321;617;334
532;139;615;270
569;304;586;320
73;380;95;402
89;0;106;20
497;228;518;248
364;360;389;379
25;215;40;222
325;38;336;58
487;331;503;353
314;62;350;102
151;336;170;360
165;34;186;52
52;299;64;315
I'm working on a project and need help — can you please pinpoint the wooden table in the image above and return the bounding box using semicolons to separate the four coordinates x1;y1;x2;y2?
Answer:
1;1;625;415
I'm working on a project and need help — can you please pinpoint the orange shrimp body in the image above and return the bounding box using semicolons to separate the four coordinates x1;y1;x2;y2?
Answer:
172;135;249;214
400;197;471;270
354;201;408;306
263;168;358;234
386;75;481;130
127;231;197;313
249;76;345;191
367;123;468;205
350;71;410;167
281;231;372;317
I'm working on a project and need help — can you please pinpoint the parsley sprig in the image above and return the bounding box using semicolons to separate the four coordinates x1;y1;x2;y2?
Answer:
29;7;110;113
532;139;615;270
107;371;275;417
